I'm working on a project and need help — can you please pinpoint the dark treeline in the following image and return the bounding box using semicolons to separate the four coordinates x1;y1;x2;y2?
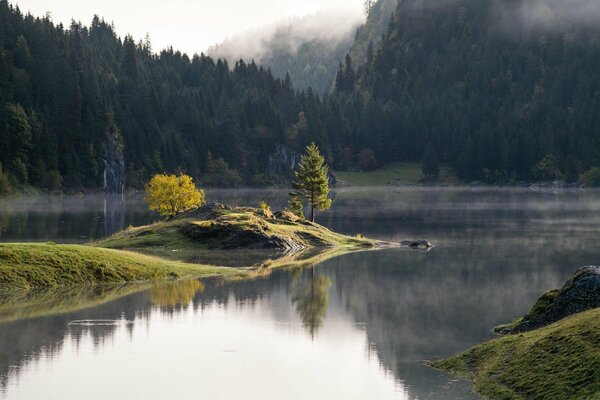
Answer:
0;0;351;192
336;0;600;183
3;0;600;192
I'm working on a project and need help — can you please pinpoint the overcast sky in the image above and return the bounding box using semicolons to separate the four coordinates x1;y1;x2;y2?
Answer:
11;0;364;55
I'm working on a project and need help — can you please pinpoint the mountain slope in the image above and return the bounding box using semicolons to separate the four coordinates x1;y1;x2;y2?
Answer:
208;10;362;94
339;0;600;182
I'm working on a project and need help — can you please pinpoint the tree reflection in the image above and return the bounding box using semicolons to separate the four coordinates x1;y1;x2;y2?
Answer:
150;279;205;308
292;267;332;338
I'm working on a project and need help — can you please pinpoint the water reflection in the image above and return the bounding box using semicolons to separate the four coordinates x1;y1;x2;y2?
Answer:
292;267;332;337
2;188;600;399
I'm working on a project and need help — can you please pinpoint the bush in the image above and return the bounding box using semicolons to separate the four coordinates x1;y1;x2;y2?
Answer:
0;164;11;195
356;148;378;170
532;154;564;181
258;201;273;218
203;158;241;187
580;167;600;187
42;170;63;192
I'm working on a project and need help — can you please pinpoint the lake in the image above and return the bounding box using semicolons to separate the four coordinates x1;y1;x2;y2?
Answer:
1;187;600;399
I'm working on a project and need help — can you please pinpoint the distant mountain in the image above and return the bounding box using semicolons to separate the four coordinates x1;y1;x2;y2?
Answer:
349;0;398;66
207;10;362;94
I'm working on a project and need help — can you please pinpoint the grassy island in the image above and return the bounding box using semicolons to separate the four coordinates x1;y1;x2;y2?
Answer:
0;203;390;291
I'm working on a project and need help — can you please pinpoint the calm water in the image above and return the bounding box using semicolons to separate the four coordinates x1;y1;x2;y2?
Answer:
1;187;600;399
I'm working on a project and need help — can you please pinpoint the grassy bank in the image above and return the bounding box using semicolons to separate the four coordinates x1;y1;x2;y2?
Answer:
430;308;600;399
0;243;239;290
334;162;461;187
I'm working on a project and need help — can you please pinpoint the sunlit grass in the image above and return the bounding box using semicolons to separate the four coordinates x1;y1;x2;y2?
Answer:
0;243;239;290
431;308;600;399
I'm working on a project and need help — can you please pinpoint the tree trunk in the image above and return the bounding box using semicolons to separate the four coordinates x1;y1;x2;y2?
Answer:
311;205;315;223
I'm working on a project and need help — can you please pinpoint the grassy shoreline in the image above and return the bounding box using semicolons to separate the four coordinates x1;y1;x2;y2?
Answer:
0;204;393;291
0;243;240;290
430;307;600;399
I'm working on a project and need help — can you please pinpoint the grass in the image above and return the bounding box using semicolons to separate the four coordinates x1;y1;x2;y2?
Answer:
0;243;239;290
430;308;600;399
95;206;383;251
334;162;461;187
0;205;391;296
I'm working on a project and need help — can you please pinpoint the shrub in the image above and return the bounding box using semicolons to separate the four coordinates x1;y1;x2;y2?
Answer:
580;167;600;187
258;201;273;218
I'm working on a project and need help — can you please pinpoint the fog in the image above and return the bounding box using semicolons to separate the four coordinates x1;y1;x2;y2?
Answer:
207;8;363;63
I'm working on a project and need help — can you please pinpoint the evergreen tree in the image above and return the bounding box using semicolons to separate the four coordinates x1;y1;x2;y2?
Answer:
292;143;332;223
286;192;305;219
422;142;440;179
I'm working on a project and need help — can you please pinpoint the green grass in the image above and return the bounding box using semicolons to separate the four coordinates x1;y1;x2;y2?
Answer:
0;243;239;290
431;308;600;399
334;162;461;187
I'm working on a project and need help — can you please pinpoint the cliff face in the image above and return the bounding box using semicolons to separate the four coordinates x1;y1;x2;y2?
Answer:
103;122;125;194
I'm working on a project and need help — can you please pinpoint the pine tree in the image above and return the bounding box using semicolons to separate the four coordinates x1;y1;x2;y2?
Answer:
422;142;440;178
292;143;332;223
286;192;305;219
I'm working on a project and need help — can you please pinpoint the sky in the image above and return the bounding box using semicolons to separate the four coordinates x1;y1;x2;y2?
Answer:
11;0;365;55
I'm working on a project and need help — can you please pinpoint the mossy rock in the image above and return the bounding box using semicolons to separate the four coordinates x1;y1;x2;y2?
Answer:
499;266;600;334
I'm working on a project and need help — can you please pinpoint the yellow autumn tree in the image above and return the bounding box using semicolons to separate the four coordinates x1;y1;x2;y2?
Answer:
145;173;205;217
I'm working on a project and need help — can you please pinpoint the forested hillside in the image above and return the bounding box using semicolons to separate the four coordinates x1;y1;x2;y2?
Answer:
0;1;350;193
3;0;600;193
337;0;600;183
348;0;397;67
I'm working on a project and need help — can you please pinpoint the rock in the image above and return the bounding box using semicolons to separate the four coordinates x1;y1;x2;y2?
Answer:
401;240;433;249
179;220;303;251
176;202;232;220
273;210;302;222
268;144;299;176
102;122;125;194
505;266;600;333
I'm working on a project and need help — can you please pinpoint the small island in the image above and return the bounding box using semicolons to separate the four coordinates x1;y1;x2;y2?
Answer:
0;202;397;291
0;144;411;291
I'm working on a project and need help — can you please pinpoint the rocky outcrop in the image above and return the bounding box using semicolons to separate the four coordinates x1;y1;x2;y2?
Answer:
102;119;125;194
501;266;600;334
401;240;433;250
176;202;232;221
180;221;304;252
268;144;299;176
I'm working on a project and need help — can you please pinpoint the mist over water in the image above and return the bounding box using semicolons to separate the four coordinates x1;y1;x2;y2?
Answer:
1;187;600;399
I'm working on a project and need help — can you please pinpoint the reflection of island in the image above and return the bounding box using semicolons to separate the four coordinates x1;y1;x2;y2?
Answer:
150;279;205;308
292;267;332;337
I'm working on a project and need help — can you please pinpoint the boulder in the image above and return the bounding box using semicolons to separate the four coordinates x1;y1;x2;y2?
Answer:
273;210;302;222
176;202;232;220
503;266;600;333
401;240;433;249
